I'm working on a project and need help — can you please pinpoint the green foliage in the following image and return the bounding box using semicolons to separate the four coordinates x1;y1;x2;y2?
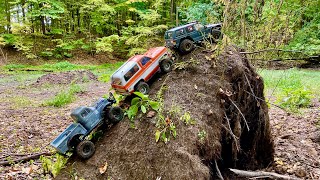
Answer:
179;2;222;24
126;92;160;120
1;34;17;46
260;68;320;112
180;111;196;125
40;153;68;178
95;35;119;53
198;130;207;143
44;84;84;107
155;121;176;143
277;87;312;111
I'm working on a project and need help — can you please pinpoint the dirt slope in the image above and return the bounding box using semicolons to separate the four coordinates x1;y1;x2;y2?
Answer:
57;46;274;179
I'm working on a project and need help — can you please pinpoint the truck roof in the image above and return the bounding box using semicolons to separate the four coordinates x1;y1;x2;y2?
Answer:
167;22;197;32
111;47;167;80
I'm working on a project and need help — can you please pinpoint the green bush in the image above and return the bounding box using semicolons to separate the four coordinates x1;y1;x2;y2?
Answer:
1;34;17;46
277;87;312;111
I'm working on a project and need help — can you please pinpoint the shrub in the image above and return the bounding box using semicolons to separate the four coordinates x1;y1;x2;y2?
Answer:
277;87;313;111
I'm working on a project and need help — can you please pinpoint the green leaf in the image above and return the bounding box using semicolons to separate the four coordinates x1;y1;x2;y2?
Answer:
133;92;148;100
155;130;161;142
141;105;146;113
131;97;140;105
149;101;160;111
127;104;139;119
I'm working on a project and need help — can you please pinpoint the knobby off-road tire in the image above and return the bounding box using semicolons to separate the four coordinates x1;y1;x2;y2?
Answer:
135;81;150;95
76;140;95;159
211;29;222;41
179;39;194;54
107;106;124;123
160;59;173;73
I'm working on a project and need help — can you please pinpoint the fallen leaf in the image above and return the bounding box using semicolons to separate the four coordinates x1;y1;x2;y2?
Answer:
22;167;33;174
147;111;156;118
99;162;108;174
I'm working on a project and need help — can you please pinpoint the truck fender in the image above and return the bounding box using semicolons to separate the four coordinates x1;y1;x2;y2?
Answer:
67;134;84;149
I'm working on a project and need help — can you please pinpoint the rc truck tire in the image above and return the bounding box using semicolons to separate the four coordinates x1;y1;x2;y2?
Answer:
179;39;194;54
136;81;150;95
107;106;124;123
160;59;173;73
211;29;222;41
76;140;95;159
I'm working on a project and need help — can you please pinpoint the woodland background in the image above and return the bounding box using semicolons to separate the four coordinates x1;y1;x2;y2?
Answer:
0;0;319;62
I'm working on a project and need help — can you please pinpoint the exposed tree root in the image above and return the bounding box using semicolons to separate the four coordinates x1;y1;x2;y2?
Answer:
229;168;301;180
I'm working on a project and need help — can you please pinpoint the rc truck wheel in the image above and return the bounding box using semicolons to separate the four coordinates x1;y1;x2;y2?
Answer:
211;29;222;41
107;106;124;123
136;81;150;95
179;39;194;54
76;140;95;159
160;59;173;73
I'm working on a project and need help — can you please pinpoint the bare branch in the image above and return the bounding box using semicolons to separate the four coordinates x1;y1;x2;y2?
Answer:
0;152;54;166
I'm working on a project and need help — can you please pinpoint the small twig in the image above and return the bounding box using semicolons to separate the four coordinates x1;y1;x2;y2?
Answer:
244;90;286;111
228;97;250;131
229;168;301;180
243;72;258;103
0;152;54;166
214;160;224;180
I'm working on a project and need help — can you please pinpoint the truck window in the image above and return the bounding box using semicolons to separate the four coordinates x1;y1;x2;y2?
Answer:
81;109;90;118
124;64;139;81
194;24;204;31
186;25;194;32
140;56;151;66
176;29;185;37
166;32;173;39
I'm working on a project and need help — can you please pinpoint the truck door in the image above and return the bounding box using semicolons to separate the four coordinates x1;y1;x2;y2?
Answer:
193;23;206;41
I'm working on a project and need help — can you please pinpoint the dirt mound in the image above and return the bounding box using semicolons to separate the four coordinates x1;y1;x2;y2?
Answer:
57;46;274;179
33;70;97;86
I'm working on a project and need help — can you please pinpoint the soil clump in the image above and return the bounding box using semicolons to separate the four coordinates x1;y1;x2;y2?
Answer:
32;70;97;86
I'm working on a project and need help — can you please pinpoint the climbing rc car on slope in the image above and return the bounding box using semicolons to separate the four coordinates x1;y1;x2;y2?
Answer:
111;46;174;95
50;93;124;159
165;21;222;53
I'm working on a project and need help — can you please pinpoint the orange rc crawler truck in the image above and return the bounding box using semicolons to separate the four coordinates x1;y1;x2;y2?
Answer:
111;47;174;95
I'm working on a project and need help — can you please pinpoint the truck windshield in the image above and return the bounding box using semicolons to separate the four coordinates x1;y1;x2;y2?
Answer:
165;32;173;39
80;109;90;118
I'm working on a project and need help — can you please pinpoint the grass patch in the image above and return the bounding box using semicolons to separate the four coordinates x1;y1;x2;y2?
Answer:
3;61;124;72
44;84;84;107
259;68;320;111
2;61;124;83
3;96;38;108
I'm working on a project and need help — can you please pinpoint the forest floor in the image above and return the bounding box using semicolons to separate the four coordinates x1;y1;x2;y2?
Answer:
0;66;319;179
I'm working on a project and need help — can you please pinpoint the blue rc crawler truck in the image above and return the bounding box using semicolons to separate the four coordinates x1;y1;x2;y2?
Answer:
50;92;124;159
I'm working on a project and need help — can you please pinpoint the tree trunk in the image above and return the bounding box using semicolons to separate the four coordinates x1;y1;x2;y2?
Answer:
5;0;11;33
39;3;46;34
77;8;80;33
21;0;26;22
